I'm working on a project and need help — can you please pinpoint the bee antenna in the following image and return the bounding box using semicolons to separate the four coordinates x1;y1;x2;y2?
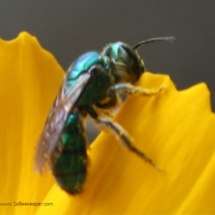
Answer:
133;36;175;50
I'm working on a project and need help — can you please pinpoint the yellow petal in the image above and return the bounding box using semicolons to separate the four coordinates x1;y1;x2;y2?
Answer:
37;73;215;214
1;32;215;215
0;32;64;214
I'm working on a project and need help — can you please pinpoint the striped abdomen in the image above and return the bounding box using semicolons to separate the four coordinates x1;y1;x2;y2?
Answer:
51;112;88;194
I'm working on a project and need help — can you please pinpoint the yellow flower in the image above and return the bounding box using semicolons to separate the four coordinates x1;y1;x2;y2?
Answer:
0;32;215;215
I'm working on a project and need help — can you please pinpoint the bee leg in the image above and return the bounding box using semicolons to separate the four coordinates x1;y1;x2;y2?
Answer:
85;106;161;170
113;83;164;96
96;116;161;170
96;110;115;118
95;89;122;109
95;89;122;118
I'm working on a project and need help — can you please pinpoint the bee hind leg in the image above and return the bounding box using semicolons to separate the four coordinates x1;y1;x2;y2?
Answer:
95;116;161;170
86;105;161;170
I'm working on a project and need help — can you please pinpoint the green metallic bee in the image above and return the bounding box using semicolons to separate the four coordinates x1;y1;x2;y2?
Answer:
34;37;175;195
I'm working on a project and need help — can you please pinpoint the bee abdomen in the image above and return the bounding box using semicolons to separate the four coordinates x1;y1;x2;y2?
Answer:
51;112;88;194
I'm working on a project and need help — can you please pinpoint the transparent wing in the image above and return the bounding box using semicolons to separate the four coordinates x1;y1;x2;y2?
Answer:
34;73;91;173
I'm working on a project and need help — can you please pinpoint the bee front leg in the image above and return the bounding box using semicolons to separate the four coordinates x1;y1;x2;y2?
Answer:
113;83;164;96
95;89;122;109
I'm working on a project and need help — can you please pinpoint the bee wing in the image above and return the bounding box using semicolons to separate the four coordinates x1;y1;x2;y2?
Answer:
34;73;91;173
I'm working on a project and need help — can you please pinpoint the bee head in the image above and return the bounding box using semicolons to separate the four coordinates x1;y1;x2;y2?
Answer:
102;37;175;84
102;42;144;84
